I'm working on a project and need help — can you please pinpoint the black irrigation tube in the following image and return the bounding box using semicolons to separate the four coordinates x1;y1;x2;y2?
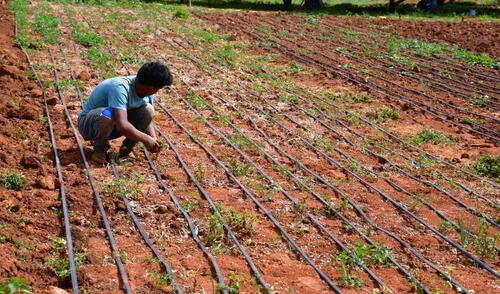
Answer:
249;69;499;210
233;76;500;272
318;18;500;95
69;14;231;293
242;28;500;143
157;99;341;294
256;17;500;109
16;23;80;294
166;79;393;292
180;48;499;278
158;39;473;293
240;24;500;141
154;125;275;292
142;149;229;294
287;84;500;190
170;34;500;210
47;47;132;294
322;18;500;83
56;41;186;293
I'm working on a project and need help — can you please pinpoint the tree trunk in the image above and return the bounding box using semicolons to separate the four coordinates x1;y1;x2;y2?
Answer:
283;0;292;10
389;0;397;12
303;0;324;10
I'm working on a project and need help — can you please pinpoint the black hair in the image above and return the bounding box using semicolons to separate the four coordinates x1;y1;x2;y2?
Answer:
136;61;173;88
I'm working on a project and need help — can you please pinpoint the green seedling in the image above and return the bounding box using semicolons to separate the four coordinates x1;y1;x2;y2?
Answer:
72;23;104;47
409;129;456;145
180;199;201;213
471;155;499;179
367;107;400;122
34;13;61;45
1;172;25;191
0;277;32;294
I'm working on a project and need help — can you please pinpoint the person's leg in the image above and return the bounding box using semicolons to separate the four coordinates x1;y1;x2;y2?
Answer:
121;103;154;150
78;108;114;152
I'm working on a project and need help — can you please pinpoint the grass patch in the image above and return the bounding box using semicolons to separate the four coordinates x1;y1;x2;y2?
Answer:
0;277;32;294
409;129;456;145
33;13;61;45
1;172;26;191
173;7;190;19
366;107;400;122
471;155;499;179
71;22;104;47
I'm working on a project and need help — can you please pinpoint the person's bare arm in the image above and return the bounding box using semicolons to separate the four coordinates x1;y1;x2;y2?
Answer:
113;109;159;151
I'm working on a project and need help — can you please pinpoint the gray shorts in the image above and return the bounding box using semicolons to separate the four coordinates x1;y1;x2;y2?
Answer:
78;103;154;152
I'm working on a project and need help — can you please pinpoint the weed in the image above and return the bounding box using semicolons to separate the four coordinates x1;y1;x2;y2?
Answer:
144;254;156;264
456;219;472;248
229;135;258;154
228;271;242;294
338;275;364;288
188;93;209;109
149;270;174;289
39;115;48;123
367;107;400;122
0;277;32;294
437;221;454;234
415;154;437;169
173;8;189;19
1;172;26;191
453;49;498;68
0;234;12;243
34;13;61;45
469;95;490;107
227;158;255;178
471;155;499;179
409;129;456;145
102;175;144;199
71;22;104;47
119;250;128;264
214;44;238;65
214;113;230;127
472;218;498;259
180;199;200;213
194;162;205;184
86;47;112;74
202;213;225;251
219;205;256;236
44;252;87;280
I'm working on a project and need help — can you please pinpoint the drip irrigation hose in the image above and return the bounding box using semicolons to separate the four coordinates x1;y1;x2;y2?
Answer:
15;23;80;294
243;28;500;142
168;82;394;292
142;148;229;294
320;17;500;83
47;47;132;293
255;17;500;113
157;102;343;293
158;40;475;292
154;125;274;292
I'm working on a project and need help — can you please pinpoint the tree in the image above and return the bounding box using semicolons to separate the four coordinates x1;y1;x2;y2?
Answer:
303;0;324;10
388;0;405;12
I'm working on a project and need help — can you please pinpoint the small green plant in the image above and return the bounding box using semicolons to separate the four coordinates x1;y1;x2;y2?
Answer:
1;172;26;191
144;254;155;264
229;135;258;154
180;199;201;213
149;271;174;290
470;95;490;107
33;13;61;45
173;8;189;19
409;129;456;145
227;158;255;178
472;218;498;259
367;107;400;122
228;271;242;294
471;155;499;179
0;277;32;294
194;162;206;184
219;205;256;236
202;213;225;252
338;275;364;288
72;22;104;47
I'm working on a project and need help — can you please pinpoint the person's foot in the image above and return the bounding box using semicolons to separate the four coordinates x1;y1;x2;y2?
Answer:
92;151;109;165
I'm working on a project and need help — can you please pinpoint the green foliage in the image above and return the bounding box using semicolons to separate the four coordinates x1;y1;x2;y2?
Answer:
33;13;61;45
219;205;257;236
324;91;369;103
227;158;255;177
202;213;225;250
1;173;26;191
102;175;144;199
85;47;113;75
72;22;104;47
472;155;499;179
148;271;174;290
454;49;498;68
469;95;490;107
173;8;189;19
229;135;258;154
367;107;400;122
44;252;87;280
228;271;242;294
194;162;205;184
180;199;201;213
214;44;237;65
0;277;32;294
409;129;456;145
338;275;364;288
473;218;498;259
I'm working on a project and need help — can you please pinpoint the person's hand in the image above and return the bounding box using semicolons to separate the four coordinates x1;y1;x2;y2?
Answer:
144;136;161;153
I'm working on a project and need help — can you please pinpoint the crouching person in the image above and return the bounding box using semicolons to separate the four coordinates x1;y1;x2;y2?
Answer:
78;61;173;163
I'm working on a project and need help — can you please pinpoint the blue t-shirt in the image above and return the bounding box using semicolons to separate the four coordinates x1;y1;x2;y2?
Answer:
80;75;154;117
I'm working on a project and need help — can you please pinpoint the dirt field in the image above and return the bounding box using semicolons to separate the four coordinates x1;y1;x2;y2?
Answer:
0;1;498;293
